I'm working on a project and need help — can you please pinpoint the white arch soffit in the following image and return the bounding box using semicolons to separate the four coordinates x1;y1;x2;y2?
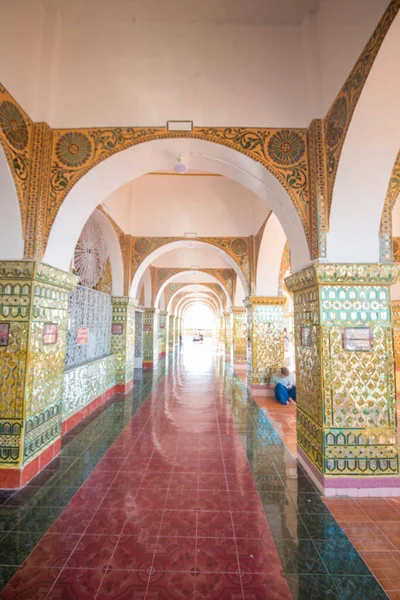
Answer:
256;213;287;295
44;137;309;274
91;210;124;295
132;240;245;299
180;297;219;318
176;292;221;317
0;144;24;259
328;13;400;263
168;285;222;313
155;270;231;309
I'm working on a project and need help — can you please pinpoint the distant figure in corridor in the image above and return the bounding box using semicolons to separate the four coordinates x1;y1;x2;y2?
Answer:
270;367;296;406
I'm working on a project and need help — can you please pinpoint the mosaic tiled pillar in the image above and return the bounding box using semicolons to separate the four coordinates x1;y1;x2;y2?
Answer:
168;314;175;352
218;315;225;344
0;261;78;488
286;263;400;497
174;316;180;347
143;308;158;368
134;310;144;368
392;301;400;391
231;307;247;363
245;296;286;387
224;312;233;359
158;310;168;356
110;297;136;392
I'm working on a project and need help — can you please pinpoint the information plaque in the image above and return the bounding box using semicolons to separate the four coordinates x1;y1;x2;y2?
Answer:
343;327;372;352
111;323;124;335
0;323;10;346
43;323;58;345
300;326;312;347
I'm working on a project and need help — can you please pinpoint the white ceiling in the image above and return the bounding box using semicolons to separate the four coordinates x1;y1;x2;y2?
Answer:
55;0;322;26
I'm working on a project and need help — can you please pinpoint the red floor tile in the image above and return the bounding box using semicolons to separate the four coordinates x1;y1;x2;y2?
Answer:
197;511;235;539
66;534;118;569
109;535;157;571
96;568;149;600
24;533;80;568
46;568;104;600
194;571;243;599
159;510;197;538
153;537;197;572
0;566;60;600
196;537;239;573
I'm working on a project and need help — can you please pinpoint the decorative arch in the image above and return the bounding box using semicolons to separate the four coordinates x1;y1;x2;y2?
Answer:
0;85;33;244
180;298;219;319
328;8;400;262
175;291;222;317
178;296;220;319
152;266;236;305
170;286;223;314
130;239;248;300
155;271;231;309
380;149;400;261
44;137;310;275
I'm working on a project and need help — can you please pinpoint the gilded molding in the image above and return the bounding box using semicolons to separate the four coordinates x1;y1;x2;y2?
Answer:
286;263;400;293
152;266;235;305
0;85;34;236
244;296;286;306
381;157;400;261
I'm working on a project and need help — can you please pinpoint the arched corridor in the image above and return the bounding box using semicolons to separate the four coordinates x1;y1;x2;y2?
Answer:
1;1;400;598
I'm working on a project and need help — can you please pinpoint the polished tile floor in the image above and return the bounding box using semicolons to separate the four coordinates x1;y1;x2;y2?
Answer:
0;343;390;599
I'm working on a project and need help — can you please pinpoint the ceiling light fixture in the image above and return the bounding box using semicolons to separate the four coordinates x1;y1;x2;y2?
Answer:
174;153;188;174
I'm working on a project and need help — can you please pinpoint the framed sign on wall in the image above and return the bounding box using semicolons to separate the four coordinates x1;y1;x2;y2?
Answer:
0;323;10;346
343;327;372;352
43;323;58;345
111;323;124;335
77;327;89;345
300;326;312;347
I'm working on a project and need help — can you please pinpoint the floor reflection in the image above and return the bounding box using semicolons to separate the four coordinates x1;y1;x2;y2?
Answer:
0;344;389;599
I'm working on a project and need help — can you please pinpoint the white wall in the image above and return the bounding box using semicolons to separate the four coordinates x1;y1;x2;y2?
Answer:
153;247;231;269
107;175;269;237
256;213;287;296
0;0;389;127
314;0;390;116
0;0;44;118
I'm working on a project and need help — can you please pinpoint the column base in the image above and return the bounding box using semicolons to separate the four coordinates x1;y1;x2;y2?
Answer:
143;361;154;369
0;438;61;489
0;378;134;489
298;446;400;498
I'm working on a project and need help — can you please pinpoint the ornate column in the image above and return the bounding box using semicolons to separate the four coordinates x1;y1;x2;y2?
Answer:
218;315;225;344
168;313;175;352
231;307;247;363
224;311;232;359
174;315;180;347
158;310;168;356
392;300;400;391
111;297;136;392
134;310;144;368
143;308;158;368
286;263;400;497
0;261;78;488
245;297;286;387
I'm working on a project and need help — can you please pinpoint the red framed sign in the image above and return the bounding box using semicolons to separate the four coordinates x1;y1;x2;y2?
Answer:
43;323;58;345
300;326;312;347
77;327;89;345
343;327;372;352
0;323;10;346
143;324;151;332
111;323;124;335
